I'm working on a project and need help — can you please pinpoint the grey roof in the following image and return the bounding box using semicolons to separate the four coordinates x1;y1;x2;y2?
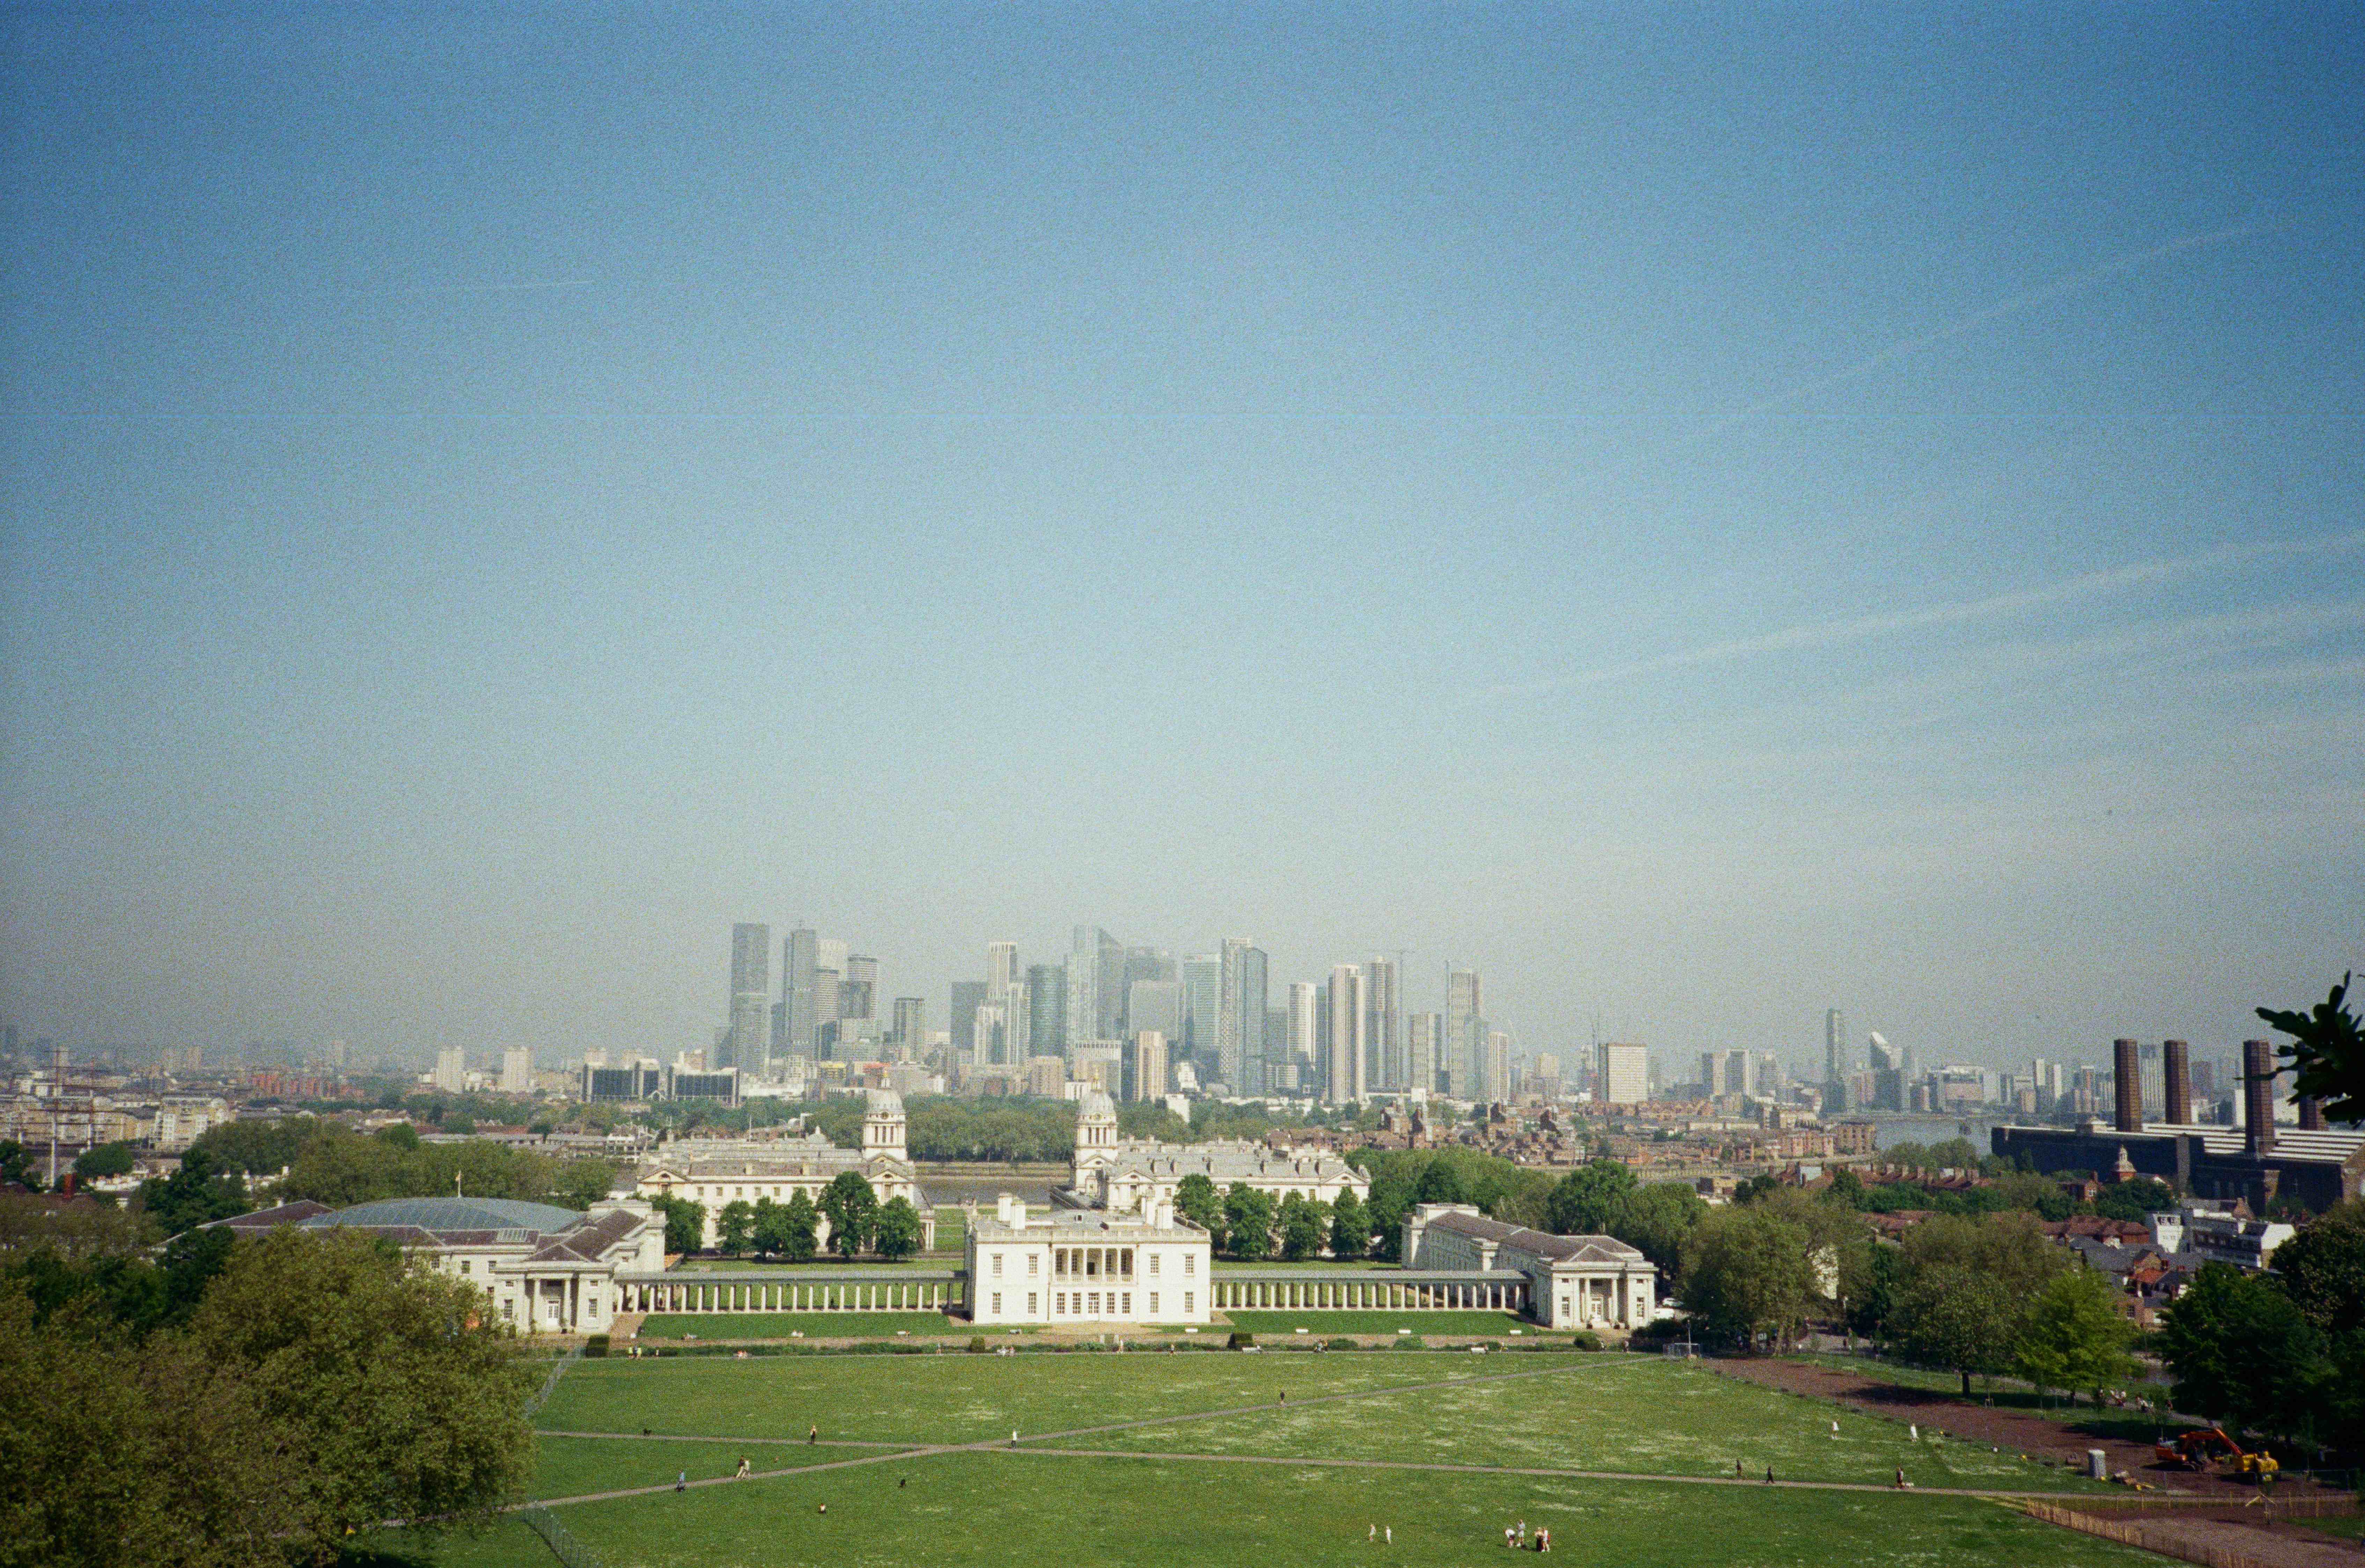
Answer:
1427;1208;1646;1265
301;1196;583;1235
1091;1139;1368;1186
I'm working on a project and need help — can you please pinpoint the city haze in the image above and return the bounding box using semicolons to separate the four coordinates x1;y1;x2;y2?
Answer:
3;5;2359;1072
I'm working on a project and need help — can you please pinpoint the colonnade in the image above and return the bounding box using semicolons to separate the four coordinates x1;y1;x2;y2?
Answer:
621;1277;956;1314
1208;1277;1530;1312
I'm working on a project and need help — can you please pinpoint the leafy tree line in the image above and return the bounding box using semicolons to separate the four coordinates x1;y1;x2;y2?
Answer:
0;1216;535;1568
2157;1200;2365;1451
652;1171;926;1263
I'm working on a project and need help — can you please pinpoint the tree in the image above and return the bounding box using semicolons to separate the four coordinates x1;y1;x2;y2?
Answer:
1174;1173;1225;1249
820;1171;877;1259
1414;1161;1468;1206
872;1197;922;1261
187;1228;536;1554
2268;1200;2365;1333
2090;1177;2176;1224
376;1122;421;1150
2159;1263;2328;1440
134;1149;250;1237
72;1144;136;1180
649;1195;706;1256
1896;1265;2021;1396
1546;1161;1636;1236
1223;1185;1276;1262
1679;1206;1812;1349
716;1200;756;1257
1327;1190;1370;1260
1278;1195;1327;1261
1612;1183;1710;1279
777;1192;821;1262
2258;972;2365;1123
0;1140;39;1191
1821;1168;1867;1209
2015;1267;2140;1406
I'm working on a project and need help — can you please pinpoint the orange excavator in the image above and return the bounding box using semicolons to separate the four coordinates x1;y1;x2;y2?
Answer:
2154;1427;2278;1479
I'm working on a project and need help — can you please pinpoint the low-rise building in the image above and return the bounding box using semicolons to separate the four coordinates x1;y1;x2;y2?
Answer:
965;1193;1212;1328
1399;1203;1657;1330
1067;1092;1369;1214
620;1089;933;1251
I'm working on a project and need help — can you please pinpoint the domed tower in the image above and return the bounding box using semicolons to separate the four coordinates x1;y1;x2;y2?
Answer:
863;1087;907;1161
1074;1089;1119;1182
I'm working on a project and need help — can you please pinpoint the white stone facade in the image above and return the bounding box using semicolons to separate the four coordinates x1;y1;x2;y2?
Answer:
1401;1203;1656;1330
623;1089;934;1251
966;1193;1212;1328
1067;1093;1370;1216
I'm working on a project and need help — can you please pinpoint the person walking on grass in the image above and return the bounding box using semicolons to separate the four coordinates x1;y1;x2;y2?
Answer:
735;1456;751;1479
1765;1466;1775;1485
809;1422;819;1444
675;1470;686;1494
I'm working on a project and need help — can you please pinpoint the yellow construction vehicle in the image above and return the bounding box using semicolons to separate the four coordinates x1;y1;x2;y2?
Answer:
2154;1427;2279;1479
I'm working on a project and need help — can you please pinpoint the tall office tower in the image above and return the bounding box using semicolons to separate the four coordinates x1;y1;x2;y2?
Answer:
1028;964;1069;1058
1533;1052;1561;1094
987;941;1019;994
813;966;842;1049
1063;943;1097;1053
1122;946;1176;1017
1181;956;1222;1070
1405;1011;1444;1093
1486;1031;1512;1102
434;1046;467;1093
1596;1042;1649;1104
1070;926;1127;1041
839;956;878;1022
1325;963;1367;1103
783;929;820;1061
1445;969;1483;1098
891;997;926;1058
1822;1008;1850;1111
1218;938;1268;1095
1124;1030;1169;1102
1287;982;1321;1079
949;980;987;1062
1127;980;1182;1046
501;1046;533;1094
724;922;770;1073
1868;1032;1907;1112
1698;1051;1725;1095
1363;955;1401;1090
1722;1048;1750;1100
973;1001;1007;1067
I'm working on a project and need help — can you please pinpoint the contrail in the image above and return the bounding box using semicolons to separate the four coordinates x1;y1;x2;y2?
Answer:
1486;530;2365;700
1704;216;2301;430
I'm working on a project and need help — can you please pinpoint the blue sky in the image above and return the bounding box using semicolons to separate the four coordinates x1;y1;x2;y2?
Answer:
3;3;2359;1073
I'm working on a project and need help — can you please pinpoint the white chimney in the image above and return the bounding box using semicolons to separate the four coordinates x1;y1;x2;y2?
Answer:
996;1192;1014;1224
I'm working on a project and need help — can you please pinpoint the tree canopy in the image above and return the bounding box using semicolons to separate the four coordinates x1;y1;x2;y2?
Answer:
2258;972;2365;1123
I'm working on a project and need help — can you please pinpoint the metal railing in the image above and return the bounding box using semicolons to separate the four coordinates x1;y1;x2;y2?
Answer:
521;1504;605;1568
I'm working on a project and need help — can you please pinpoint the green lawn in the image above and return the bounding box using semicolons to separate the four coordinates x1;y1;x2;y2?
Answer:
375;1451;2158;1568
1784;1354;2180;1441
930;1205;967;1254
1216;1310;1534;1337
537;1351;1490;1445
1090;1358;2109;1493
633;1311;963;1340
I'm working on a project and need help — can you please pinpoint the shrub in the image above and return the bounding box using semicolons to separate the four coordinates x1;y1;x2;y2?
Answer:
1569;1330;1604;1352
1226;1331;1255;1350
1325;1338;1358;1352
583;1334;611;1359
967;1336;988;1354
1397;1335;1427;1350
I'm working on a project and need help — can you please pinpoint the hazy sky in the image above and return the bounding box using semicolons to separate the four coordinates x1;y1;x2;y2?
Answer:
3;3;2359;1074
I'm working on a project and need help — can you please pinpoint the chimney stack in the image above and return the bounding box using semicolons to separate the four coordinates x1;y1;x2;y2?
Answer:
2161;1040;2191;1126
2112;1038;2143;1133
2297;1096;2326;1131
2241;1040;2276;1156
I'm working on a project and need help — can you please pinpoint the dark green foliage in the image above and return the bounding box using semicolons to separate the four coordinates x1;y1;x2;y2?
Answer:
1327;1190;1369;1260
2257;972;2365;1123
375;1122;421;1151
271;1123;616;1212
1223;1185;1276;1261
185;1116;321;1175
133;1148;250;1236
583;1333;611;1358
1226;1331;1254;1349
967;1336;987;1353
0;1140;38;1191
1821;1168;1866;1208
1173;1173;1224;1248
873;1196;923;1261
1545;1161;1635;1235
71;1143;135;1179
821;1170;878;1258
1277;1193;1327;1260
2090;1177;2175;1223
716;1200;756;1256
1680;1205;1813;1348
648;1194;707;1256
2158;1263;2327;1439
1352;1148;1557;1259
2269;1200;2365;1332
1570;1330;1604;1351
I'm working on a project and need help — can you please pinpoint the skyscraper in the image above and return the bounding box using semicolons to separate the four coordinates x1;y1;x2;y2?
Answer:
778;928;818;1063
1181;956;1221;1072
891;996;926;1058
726;922;770;1073
1596;1042;1649;1104
1219;938;1267;1095
1485;1030;1512;1102
1286;982;1321;1081
1823;1008;1849;1112
501;1045;533;1094
1445;969;1483;1099
1028;963;1068;1058
1363;955;1401;1091
1325;963;1366;1103
987;941;1019;993
949;979;987;1062
1127;979;1182;1045
1405;1011;1444;1092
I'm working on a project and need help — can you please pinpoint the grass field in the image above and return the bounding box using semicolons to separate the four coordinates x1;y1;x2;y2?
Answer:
1785;1354;2180;1440
371;1348;2153;1566
1214;1310;1534;1337
633;1311;964;1340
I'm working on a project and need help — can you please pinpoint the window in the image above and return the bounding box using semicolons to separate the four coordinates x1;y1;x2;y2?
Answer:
1149;1253;1159;1277
1184;1253;1195;1277
1184;1290;1194;1313
1149;1293;1159;1313
992;1253;1003;1277
1122;1293;1131;1315
1028;1254;1038;1275
1028;1293;1038;1315
992;1292;1002;1314
461;1260;472;1274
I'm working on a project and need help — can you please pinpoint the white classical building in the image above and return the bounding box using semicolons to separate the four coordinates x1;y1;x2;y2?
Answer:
212;1194;665;1334
966;1192;1213;1328
1401;1203;1657;1330
621;1089;934;1251
1066;1092;1370;1215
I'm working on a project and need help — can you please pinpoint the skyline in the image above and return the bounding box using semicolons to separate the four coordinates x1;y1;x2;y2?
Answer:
2;5;2359;1074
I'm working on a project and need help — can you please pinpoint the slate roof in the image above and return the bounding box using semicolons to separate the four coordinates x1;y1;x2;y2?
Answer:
1425;1208;1647;1266
299;1196;583;1234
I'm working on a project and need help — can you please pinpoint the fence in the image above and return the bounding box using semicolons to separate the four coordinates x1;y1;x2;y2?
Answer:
2019;1496;2360;1568
521;1504;605;1568
522;1347;580;1419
